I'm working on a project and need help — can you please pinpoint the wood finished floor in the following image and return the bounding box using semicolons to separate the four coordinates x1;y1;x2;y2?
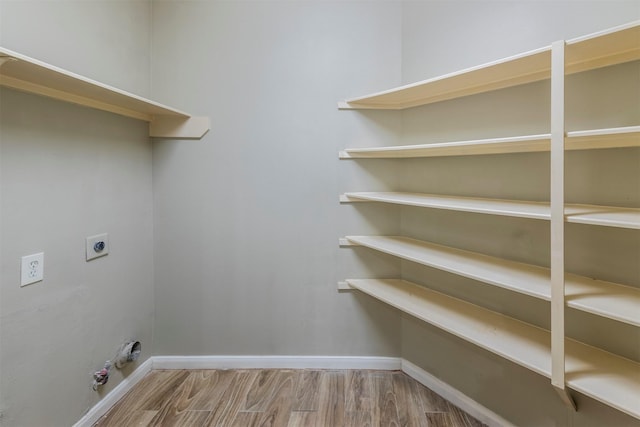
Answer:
95;369;487;427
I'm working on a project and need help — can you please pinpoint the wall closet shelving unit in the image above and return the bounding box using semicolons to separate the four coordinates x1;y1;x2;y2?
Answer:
339;21;640;420
0;47;209;139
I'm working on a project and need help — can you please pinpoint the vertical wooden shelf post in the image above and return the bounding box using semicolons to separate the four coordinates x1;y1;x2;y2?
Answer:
550;40;576;411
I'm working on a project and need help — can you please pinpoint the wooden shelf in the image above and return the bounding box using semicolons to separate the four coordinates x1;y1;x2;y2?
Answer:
566;126;640;150
565;20;640;75
342;235;640;327
565;203;640;229
339;47;551;110
338;21;640;418
339;126;640;159
345;278;640;420
338;21;639;110
0;47;209;139
341;192;640;230
340;134;551;158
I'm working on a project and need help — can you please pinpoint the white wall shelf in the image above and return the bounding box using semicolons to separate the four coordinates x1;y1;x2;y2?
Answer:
338;47;551;110
341;192;640;230
344;278;640;420
339;126;640;159
339;21;639;110
0;47;209;139
342;236;640;327
339;21;640;419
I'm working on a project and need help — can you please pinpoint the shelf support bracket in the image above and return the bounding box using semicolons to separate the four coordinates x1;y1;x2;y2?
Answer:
340;194;369;203
149;116;210;139
550;40;577;412
338;281;354;291
553;385;577;411
0;56;16;69
339;237;359;247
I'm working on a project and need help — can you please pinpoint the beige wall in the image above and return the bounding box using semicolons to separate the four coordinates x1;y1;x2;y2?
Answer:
1;1;638;426
0;1;154;426
150;1;404;357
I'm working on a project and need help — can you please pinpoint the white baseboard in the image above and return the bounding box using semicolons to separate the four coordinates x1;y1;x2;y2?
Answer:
74;355;509;427
152;355;402;371
73;357;153;427
401;359;515;427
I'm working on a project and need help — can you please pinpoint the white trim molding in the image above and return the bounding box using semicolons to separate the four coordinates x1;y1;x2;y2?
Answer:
152;355;402;371
73;357;153;427
401;359;516;427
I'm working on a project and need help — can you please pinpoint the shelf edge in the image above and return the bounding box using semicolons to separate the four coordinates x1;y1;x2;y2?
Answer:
340;192;640;230
340;46;551;110
1;74;154;122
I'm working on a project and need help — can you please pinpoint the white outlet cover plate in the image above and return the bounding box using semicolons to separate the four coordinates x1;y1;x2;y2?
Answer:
21;252;44;287
86;233;109;261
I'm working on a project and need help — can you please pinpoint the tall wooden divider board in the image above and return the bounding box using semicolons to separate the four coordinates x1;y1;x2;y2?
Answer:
550;39;575;410
339;21;640;420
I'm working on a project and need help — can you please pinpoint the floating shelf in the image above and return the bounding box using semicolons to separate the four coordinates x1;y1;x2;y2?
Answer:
339;21;639;110
345;278;640;420
342;235;640;327
339;47;551;110
339;126;640;159
0;47;209;139
341;192;640;230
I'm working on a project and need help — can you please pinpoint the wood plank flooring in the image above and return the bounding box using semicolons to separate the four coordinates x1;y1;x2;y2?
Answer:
94;369;486;427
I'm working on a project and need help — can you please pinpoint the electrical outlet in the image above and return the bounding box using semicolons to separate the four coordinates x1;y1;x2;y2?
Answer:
86;233;109;261
21;252;44;287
